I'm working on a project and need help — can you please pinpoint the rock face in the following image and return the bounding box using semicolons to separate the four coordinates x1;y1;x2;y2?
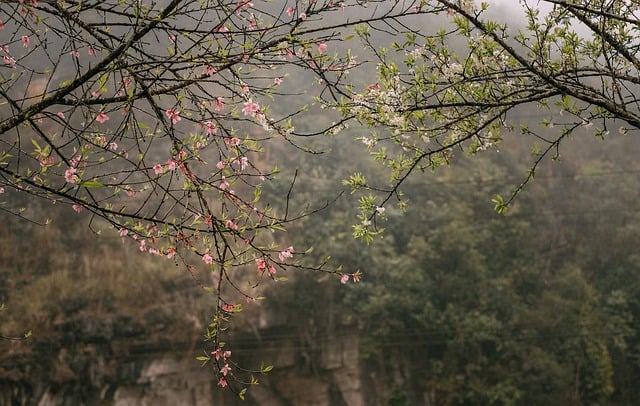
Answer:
0;326;365;405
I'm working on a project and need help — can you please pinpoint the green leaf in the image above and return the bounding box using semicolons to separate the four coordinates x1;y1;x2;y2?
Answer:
82;180;104;188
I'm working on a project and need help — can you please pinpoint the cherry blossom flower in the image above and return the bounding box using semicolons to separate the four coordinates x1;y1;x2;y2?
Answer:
242;99;259;117
56;112;65;119
233;156;249;171
215;97;225;111
0;187;4;194
165;108;181;124
72;204;83;213
317;42;327;53
353;273;361;283
222;303;235;312
3;55;16;69
278;246;294;261
153;164;163;175
0;21;4;30
166;159;178;171
216;161;225;170
212;348;223;360
165;248;176;259
70;49;80;58
88;47;96;56
220;364;231;376
225;219;238;230
202;253;213;264
95;112;109;123
299;12;307;20
109;142;118;151
340;274;349;284
220;177;229;190
21;36;29;48
226;137;241;147
218;377;228;388
203;120;217;135
64;167;78;183
286;7;294;16
268;265;276;276
218;26;229;33
274;77;283;85
256;258;266;273
139;239;147;252
224;350;231;359
204;65;216;76
118;228;128;237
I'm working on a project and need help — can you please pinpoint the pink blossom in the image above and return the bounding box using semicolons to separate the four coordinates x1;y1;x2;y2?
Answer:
299;12;307;20
119;228;128;237
220;176;229;190
166;159;178;171
286;6;294;16
165;108;181;124
109;142;118;151
241;83;250;93
0;187;4;194
340;274;349;284
274;77;283;85
204;120;217;135
242;99;260;117
225;219;238;231
222;303;235;312
202;253;214;264
220;364;231;376
21;35;29;48
204;65;216;76
72;204;83;213
56;112;65;119
256;258;266;273
268;265;276;276
139;239;147;252
64;167;78;183
353;273;361;282
234;156;249;171
215;97;225;111
92;89;100;98
224;350;231;358
0;21;4;30
226;137;241;147
88;47;96;56
71;49;80;58
95;112;109;123
216;161;225;170
3;55;16;68
166;247;176;259
317;42;327;53
218;377;228;388
218;26;229;33
278;246;294;261
153;164;163;175
212;348;223;360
